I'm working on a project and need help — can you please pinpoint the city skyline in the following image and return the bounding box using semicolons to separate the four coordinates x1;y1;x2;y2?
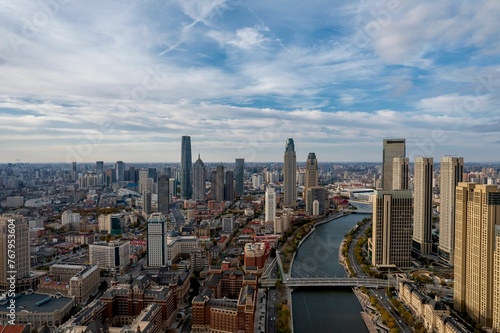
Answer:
1;1;500;163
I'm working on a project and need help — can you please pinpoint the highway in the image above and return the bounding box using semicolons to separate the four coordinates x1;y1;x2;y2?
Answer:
372;289;412;333
347;219;371;277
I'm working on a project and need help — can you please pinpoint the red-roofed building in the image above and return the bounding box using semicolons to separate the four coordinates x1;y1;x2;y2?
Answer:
0;325;30;333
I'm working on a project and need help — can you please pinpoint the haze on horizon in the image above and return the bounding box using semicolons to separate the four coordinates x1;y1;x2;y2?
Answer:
0;1;499;163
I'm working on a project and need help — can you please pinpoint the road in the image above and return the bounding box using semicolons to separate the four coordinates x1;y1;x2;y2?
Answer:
266;288;277;333
347;219;371;277
372;289;411;333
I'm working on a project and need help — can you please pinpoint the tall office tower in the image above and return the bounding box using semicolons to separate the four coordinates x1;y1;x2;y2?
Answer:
157;175;170;214
454;184;500;327
494;226;500;333
0;215;30;291
142;190;152;215
224;170;234;202
96;161;104;179
169;178;177;197
382;139;406;190
138;169;148;193
180;136;193;199
148;167;157;183
213;165;225;202
283;138;297;208
392;157;409;190
438;156;464;263
127;166;136;182
413;156;434;255
115;161;125;182
265;187;276;224
193;154;206;201
371;190;413;268
72;161;77;181
235;158;245;196
147;212;168;267
304;153;318;203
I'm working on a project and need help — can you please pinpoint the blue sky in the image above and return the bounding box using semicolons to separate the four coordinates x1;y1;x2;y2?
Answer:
0;0;499;163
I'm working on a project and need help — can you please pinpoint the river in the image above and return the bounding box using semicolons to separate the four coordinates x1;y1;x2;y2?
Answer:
291;212;370;333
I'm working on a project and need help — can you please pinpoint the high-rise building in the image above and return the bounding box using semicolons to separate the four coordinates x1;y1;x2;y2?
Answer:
382;139;406;190
283;138;297;208
213;165;225;202
371;190;413;268
0;215;30;292
96;160;104;178
265;187;276;224
193;154;206;201
438;156;464;263
413;157;434;255
115;161;125;182
143;190;152;215
89;241;130;274
235;158;245;196
147;213;168;267
72;161;77;181
304;153;318;203
454;184;500;327
493;226;500;333
169;178;177;197
158;175;170;214
138;169;149;193
224;170;234;202
306;186;328;215
181;136;193;199
392;157;409;190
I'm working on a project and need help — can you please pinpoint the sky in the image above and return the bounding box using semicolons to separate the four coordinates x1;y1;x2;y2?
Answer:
0;0;499;164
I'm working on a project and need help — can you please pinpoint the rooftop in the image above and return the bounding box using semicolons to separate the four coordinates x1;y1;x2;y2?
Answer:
0;293;73;313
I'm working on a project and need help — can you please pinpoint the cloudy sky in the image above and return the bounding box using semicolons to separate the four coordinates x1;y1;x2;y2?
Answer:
0;0;499;163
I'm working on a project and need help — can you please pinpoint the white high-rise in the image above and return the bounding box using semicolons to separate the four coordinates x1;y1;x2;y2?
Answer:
392;157;409;190
147;213;168;267
438;156;463;263
265;187;276;224
413;156;434;255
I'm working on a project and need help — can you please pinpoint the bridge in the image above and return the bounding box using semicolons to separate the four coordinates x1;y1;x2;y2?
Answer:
258;249;398;288
284;277;396;288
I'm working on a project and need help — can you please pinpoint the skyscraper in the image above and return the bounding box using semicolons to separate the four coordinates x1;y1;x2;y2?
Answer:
224;170;234;202
382;139;406;190
454;184;500;327
235;158;245;196
157;175;170;214
0;215;30;292
392;157;409;190
214;165;225;202
72;161;77;181
193;154;206;201
265;187;276;224
181;136;193;199
96;161;104;183
371;190;413;268
142;190;152;215
493;227;500;333
115;161;125;182
438;156;464;263
283;138;297;208
304;153;318;203
413;156;434;255
147;212;168;267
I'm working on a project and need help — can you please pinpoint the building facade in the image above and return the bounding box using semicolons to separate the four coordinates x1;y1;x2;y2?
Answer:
193;154;206;201
89;241;130;274
181;136;193;199
371;190;413;268
392;157;409;190
235;158;245;196
454;184;500;327
157;175;170;214
413;156;434;255
382;138;406;190
304;153;318;203
265;187;276;224
283;138;297;208
147;213;168;267
438;156;464;263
